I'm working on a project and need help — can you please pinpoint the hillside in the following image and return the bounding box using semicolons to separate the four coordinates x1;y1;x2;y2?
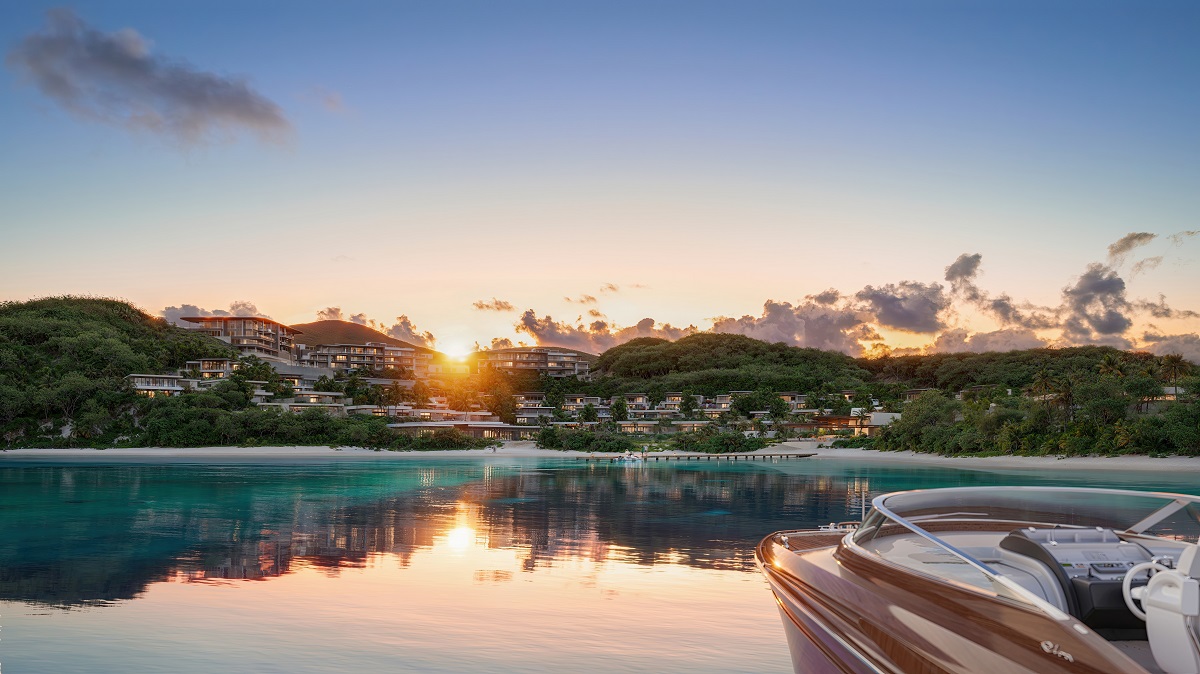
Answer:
289;320;437;355
586;333;870;396
0;296;235;442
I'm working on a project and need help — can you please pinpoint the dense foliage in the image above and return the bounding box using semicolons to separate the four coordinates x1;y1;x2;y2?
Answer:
534;422;635;453
589;334;870;396
671;429;772;454
875;381;1200;456
138;397;495;450
0;297;236;445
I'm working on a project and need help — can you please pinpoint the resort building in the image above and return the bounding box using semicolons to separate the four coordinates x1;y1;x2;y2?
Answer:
777;392;808;411
182;358;238;379
515;392;547;408
297;342;418;373
619;393;650;410
476;347;590;378
126;374;186;397
181;316;300;363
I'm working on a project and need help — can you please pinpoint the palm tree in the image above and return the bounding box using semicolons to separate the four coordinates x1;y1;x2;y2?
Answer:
1161;354;1190;394
1031;369;1054;398
1053;375;1077;425
1098;353;1126;378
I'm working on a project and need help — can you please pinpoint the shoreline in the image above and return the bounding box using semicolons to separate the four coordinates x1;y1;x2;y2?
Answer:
1;440;1199;471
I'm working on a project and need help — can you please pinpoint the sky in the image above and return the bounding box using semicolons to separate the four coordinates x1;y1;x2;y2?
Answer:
2;1;1198;359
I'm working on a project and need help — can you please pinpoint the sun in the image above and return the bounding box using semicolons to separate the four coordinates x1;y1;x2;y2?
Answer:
441;343;471;361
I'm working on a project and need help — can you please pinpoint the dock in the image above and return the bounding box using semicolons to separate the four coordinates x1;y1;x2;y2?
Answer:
577;452;815;463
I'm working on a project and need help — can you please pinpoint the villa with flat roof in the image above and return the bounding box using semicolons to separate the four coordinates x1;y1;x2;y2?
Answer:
126;374;186;397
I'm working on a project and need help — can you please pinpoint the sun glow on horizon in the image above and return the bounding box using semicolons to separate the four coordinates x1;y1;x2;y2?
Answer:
440;343;470;360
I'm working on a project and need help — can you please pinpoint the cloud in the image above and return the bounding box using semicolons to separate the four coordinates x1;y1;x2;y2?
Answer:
161;301;264;325
931;328;1049;354
711;300;875;356
807;288;842;305
599;283;620;293
312;306;435;346
472;298;515;312
1141;332;1200;364
587;309;605;318
488;337;514;350
1130;256;1163;277
1107;232;1156;265
384;315;436;348
564;295;597;304
1060;263;1133;342
1169;230;1199;246
855;281;950;333
1134;295;1200;320
6;9;289;145
515;310;695;353
944;253;984;302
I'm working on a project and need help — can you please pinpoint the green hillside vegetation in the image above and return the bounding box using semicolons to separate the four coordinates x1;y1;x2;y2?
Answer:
0;297;235;444
0;298;493;450
869;358;1199;457
2;297;1196;455
586;333;870;398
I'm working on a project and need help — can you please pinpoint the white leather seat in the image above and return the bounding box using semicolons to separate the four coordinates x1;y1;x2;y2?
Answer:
1144;545;1200;674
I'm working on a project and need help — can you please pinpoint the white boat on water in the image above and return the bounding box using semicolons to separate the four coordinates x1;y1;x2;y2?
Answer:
758;487;1200;674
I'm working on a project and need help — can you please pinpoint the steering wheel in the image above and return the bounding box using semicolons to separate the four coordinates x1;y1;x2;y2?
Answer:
1122;561;1170;620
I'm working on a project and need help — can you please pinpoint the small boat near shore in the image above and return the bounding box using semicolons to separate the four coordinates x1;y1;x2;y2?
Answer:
757;487;1200;674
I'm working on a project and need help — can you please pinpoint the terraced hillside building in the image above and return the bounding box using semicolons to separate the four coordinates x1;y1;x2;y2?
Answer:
296;342;430;377
476;347;590;378
181;316;300;363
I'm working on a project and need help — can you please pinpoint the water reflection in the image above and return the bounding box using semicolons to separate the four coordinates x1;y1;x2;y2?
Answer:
2;458;1196;609
5;458;1200;674
0;460;886;607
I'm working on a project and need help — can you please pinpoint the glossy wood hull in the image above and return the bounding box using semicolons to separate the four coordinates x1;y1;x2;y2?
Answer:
757;533;1152;674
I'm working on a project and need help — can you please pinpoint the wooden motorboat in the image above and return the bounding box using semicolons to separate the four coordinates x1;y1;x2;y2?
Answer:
757;487;1200;674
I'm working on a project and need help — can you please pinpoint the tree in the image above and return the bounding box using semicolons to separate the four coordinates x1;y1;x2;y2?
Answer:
486;388;517;424
1097;353;1126;378
679;391;698;419
1161;354;1191;392
610;396;628;421
580;403;598;422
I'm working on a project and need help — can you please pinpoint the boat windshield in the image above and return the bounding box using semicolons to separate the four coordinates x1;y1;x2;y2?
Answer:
849;487;1200;610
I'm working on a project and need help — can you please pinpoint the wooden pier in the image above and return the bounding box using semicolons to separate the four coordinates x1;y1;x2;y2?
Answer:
577;452;815;463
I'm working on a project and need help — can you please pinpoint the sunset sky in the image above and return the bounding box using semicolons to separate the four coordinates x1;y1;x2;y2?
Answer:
2;2;1198;359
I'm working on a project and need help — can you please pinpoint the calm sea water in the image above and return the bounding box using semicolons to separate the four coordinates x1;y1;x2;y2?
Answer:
1;456;1196;673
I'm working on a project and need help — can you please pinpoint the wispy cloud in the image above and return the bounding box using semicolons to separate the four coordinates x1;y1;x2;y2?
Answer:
564;294;597;304
472;298;515;312
1107;232;1156;265
7;9;289;145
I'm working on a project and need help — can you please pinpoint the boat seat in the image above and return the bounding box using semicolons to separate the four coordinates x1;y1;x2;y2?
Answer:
1000;527;1152;631
1141;544;1200;674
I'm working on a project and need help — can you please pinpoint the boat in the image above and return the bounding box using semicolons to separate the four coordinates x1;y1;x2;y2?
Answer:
757;487;1200;674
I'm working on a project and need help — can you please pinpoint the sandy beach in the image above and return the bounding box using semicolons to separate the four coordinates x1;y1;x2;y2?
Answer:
2;440;1199;471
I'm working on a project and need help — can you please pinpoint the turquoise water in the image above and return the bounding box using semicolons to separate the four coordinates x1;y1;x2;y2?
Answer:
0;456;1196;673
